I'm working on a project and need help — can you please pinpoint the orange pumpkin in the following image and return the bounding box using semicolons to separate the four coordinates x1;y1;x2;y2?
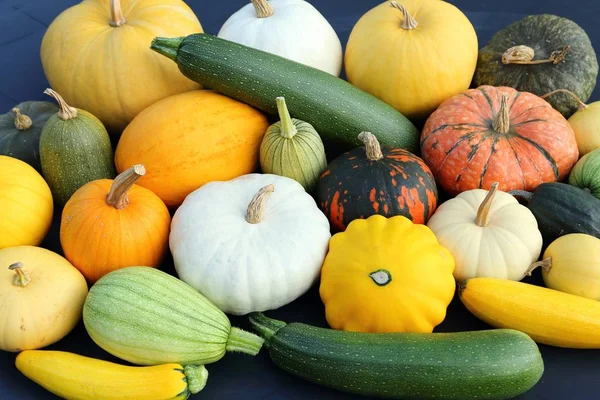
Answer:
114;90;269;208
420;85;579;195
60;164;171;283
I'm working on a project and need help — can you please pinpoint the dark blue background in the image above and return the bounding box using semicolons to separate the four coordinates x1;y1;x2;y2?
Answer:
1;1;599;399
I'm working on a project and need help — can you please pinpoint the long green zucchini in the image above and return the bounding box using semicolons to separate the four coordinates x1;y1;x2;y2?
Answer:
249;313;544;400
150;34;419;154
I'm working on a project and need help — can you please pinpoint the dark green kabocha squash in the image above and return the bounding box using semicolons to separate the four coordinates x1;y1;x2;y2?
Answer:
474;14;598;118
0;101;58;172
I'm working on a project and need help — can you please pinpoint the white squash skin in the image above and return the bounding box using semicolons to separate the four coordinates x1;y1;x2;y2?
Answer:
169;173;331;315
217;0;343;76
427;188;543;282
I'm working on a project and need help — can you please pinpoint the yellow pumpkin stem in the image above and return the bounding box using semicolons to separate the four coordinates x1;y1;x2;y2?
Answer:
246;185;275;224
525;258;552;276
275;97;297;139
492;95;510;134
12;108;32;130
389;1;418;30
251;0;274;18
358;132;384;161
541;89;588;111
9;262;31;287
44;88;78;120
475;182;499;227
502;45;570;65
106;164;146;209
109;0;127;27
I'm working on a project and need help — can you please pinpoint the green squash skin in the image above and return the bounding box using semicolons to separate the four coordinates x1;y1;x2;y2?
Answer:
568;148;600;199
150;35;420;157
0;101;58;172
39;109;116;206
249;313;544;400
474;14;598;118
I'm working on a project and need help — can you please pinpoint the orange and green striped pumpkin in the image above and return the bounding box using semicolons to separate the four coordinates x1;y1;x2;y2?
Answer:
315;132;438;232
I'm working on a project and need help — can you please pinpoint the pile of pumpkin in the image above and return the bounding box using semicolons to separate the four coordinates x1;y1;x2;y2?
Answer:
2;0;600;399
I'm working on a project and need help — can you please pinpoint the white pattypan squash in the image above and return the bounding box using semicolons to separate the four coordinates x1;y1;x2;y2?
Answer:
217;0;343;76
427;183;542;282
169;173;331;315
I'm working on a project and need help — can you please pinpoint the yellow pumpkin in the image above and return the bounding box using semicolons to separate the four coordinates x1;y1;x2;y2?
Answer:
344;0;478;120
0;246;88;352
319;214;456;333
40;0;203;134
0;156;53;249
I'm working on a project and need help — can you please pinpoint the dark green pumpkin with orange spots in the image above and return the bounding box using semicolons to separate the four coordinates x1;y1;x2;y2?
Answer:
315;132;438;232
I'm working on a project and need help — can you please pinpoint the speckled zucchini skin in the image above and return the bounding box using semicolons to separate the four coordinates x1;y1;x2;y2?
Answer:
249;313;544;400
474;14;598;118
150;34;420;155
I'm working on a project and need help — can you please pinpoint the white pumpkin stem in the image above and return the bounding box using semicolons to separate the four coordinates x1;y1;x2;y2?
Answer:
492;95;510;134
9;262;31;287
541;89;588;111
502;45;570;65
44;88;78;120
106;164;146;209
246;185;275;224
358;132;384;161
389;1;418;30
275;97;297;139
525;257;552;276
251;0;274;18
475;182;499;227
109;0;127;27
12;108;32;130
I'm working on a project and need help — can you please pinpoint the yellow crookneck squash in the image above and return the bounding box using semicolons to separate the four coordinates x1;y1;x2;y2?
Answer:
319;214;456;333
40;0;203;134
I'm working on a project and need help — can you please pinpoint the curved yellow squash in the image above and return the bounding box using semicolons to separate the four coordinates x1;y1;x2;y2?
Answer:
16;350;208;400
460;277;600;348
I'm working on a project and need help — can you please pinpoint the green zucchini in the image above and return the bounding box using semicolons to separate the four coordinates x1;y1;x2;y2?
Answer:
150;34;419;155
249;313;544;400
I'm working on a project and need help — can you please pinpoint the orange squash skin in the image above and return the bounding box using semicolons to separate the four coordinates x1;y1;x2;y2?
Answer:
114;90;269;207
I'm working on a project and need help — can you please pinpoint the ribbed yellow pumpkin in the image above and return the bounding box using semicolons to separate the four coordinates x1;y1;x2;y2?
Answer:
40;0;203;134
344;0;478;120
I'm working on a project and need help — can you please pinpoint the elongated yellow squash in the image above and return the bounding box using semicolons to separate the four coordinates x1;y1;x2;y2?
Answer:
460;277;600;348
15;350;208;400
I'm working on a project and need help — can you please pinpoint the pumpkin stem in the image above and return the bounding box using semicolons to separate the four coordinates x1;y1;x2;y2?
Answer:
106;164;146;209
275;97;297;139
109;0;127;27
389;1;418;30
541;89;588;111
12;108;32;130
369;269;392;286
358;132;384;161
492;95;510;134
251;0;274;18
225;327;265;355
9;262;31;287
475;182;499;227
44;89;78;120
246;185;275;224
508;189;534;203
183;365;209;394
525;257;552;276
502;45;570;65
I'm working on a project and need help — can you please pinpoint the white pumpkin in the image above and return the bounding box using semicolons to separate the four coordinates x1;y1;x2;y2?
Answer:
217;0;343;76
169;173;331;315
427;183;543;282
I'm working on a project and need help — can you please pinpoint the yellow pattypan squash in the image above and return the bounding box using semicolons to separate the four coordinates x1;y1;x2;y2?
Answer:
319;214;455;333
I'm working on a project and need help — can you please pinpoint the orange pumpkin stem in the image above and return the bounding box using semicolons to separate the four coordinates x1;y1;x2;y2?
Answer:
492;95;510;134
358;132;384;161
541;89;588;111
276;97;297;139
389;1;418;30
525;257;552;277
251;0;274;18
44;88;78;120
106;164;146;209
109;0;127;27
475;182;499;227
502;45;570;65
9;262;31;287
12;108;32;130
246;184;275;224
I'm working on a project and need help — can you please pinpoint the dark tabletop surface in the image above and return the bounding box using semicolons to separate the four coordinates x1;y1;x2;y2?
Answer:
1;0;599;399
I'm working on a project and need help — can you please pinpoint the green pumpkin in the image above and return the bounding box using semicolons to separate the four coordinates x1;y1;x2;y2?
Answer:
474;14;598;118
259;97;327;193
569;148;600;199
40;89;116;206
0;101;58;172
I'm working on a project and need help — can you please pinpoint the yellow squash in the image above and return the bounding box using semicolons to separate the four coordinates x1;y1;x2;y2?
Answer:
460;277;600;348
16;350;208;400
319;214;456;333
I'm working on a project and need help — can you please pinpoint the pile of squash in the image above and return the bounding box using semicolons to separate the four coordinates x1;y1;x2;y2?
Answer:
2;0;600;399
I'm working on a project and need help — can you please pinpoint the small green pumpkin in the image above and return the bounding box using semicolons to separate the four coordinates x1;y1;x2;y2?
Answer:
569;148;600;199
474;14;598;118
259;96;327;193
40;89;116;206
0;101;58;172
